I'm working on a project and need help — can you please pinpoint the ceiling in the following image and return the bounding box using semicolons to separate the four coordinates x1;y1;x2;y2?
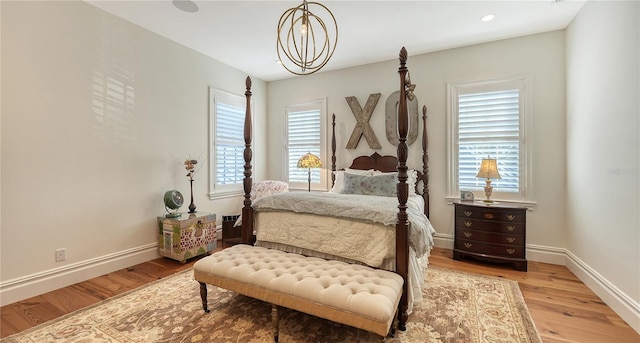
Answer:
85;0;586;82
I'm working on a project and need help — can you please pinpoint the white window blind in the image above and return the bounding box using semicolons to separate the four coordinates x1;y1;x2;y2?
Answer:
288;109;321;183
458;89;520;193
215;102;245;185
209;88;251;198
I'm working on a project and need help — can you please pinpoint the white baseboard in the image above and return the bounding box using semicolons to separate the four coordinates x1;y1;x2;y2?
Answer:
433;233;454;250
525;243;567;265
432;235;639;334
0;243;159;306
565;251;640;334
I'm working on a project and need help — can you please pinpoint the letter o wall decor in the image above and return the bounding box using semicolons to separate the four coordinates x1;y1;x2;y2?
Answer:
385;91;419;146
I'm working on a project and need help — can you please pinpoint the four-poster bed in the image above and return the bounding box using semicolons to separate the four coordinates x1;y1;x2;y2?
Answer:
238;47;433;329
194;47;432;340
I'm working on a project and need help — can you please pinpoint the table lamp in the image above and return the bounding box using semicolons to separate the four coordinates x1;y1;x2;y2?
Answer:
476;157;501;203
297;152;322;192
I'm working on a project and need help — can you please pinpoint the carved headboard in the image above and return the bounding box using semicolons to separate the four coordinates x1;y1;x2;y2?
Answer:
349;152;398;172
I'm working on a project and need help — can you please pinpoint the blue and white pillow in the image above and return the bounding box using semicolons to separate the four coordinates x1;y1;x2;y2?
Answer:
342;173;398;197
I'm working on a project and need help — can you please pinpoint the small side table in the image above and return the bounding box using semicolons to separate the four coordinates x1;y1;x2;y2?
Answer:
221;214;241;246
157;212;217;263
452;200;527;271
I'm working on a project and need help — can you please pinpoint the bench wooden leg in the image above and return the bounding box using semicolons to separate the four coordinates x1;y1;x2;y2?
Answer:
198;282;210;313
271;304;279;343
388;309;398;337
398;300;407;331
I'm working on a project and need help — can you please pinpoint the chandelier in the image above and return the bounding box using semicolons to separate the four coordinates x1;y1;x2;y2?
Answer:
276;0;338;75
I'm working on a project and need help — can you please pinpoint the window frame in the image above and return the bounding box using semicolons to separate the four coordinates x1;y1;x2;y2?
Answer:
446;74;535;207
208;87;254;200
284;98;328;191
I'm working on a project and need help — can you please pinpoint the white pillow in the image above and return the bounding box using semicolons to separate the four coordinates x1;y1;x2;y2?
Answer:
329;168;375;193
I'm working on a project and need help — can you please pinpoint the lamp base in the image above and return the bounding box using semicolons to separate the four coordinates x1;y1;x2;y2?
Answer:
483;178;494;203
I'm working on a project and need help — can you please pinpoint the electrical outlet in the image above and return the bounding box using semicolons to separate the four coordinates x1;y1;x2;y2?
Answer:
55;248;66;262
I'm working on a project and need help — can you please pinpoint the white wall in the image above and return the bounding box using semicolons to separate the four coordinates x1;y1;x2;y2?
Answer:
565;0;639;332
268;31;568;261
0;1;267;305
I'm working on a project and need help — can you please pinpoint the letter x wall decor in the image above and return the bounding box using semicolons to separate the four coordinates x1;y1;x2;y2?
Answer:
345;93;381;149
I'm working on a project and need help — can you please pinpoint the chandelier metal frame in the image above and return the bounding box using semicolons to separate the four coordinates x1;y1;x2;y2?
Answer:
276;0;338;76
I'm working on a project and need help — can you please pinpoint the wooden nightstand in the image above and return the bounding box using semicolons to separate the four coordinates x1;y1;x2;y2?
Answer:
453;200;527;271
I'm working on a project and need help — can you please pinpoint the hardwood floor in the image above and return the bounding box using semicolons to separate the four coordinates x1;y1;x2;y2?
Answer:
1;245;638;342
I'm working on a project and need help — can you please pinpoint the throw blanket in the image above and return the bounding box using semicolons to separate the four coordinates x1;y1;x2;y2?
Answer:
252;192;434;257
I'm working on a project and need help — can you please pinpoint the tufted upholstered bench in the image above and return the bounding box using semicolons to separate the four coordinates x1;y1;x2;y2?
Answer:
193;244;404;341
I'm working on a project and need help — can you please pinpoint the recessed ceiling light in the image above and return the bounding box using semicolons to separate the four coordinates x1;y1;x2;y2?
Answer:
481;14;495;22
172;0;199;13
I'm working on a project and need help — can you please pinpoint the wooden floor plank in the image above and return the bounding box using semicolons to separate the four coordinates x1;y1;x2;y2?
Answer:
38;287;102;314
1;245;638;342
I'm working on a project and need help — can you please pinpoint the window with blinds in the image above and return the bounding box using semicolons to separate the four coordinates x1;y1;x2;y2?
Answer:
458;89;520;193
215;102;245;185
209;88;251;198
447;76;533;202
285;99;327;190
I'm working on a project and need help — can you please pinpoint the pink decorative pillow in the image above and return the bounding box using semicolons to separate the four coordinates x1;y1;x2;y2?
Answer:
250;180;289;202
235;180;289;227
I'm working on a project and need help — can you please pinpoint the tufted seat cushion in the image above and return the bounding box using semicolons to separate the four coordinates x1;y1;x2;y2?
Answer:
193;244;403;337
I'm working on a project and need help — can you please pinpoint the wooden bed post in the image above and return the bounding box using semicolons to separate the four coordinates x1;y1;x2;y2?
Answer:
241;76;255;244
331;114;337;186
422;105;430;218
396;47;410;331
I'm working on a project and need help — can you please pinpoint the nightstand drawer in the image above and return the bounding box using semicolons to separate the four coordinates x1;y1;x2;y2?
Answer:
455;218;524;234
456;205;525;222
455;239;525;259
455;228;524;245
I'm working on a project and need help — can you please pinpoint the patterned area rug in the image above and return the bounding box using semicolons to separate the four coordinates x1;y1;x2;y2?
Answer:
2;267;541;343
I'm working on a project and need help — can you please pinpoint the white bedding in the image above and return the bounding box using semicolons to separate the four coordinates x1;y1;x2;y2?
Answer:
252;192;433;259
255;211;394;267
251;192;435;313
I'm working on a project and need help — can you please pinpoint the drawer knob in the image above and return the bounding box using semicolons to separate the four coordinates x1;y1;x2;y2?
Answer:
507;214;516;221
464;221;472;227
484;213;494;219
464;243;473;248
464;211;472;217
506;237;516;243
507;225;515;231
506;249;516;254
464;232;472;238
